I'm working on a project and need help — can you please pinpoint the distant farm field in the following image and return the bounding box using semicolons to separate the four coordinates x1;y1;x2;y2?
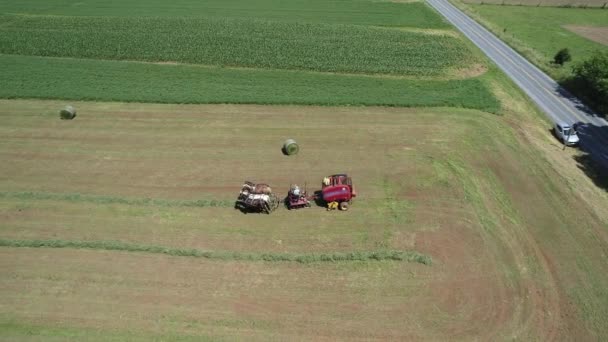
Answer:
565;25;608;45
0;15;470;76
0;0;496;108
1;100;608;340
465;5;608;69
0;0;448;27
463;0;607;7
0;54;499;110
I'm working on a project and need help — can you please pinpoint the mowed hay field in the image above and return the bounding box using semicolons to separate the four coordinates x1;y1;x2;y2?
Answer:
1;0;608;340
1;100;608;340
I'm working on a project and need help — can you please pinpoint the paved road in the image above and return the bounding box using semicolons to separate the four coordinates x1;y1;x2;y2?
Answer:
427;0;608;169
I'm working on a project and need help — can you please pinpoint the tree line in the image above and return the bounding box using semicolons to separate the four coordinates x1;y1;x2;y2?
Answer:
556;49;608;116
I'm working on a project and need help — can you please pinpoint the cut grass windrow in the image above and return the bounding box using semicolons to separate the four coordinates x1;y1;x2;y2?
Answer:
0;239;433;265
0;191;233;208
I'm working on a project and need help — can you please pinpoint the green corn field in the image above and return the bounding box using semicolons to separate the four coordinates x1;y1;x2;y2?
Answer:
0;54;499;110
0;0;449;28
0;15;474;76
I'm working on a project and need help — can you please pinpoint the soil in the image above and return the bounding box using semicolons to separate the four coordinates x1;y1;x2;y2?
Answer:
564;25;608;46
449;63;489;79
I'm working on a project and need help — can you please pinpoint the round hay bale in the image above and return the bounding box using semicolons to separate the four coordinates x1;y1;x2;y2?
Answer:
283;139;299;155
60;105;76;120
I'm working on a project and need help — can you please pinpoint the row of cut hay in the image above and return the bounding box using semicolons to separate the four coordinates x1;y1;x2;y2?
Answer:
0;239;432;265
0;191;234;208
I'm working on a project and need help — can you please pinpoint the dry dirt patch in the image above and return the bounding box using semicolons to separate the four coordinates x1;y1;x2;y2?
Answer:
448;63;489;79
564;25;608;46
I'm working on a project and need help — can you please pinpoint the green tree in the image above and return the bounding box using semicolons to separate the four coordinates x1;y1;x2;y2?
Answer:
554;48;572;66
572;51;608;115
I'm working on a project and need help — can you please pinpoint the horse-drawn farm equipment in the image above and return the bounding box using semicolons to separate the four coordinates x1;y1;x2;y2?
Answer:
286;174;356;211
286;184;312;210
236;175;355;213
235;181;281;214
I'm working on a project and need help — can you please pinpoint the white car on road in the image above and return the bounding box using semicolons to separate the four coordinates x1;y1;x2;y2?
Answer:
554;122;580;146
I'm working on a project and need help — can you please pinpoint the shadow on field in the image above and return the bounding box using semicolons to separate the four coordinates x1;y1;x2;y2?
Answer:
574;153;608;192
573;123;608;192
559;77;607;119
234;201;272;215
547;127;560;144
282;193;327;210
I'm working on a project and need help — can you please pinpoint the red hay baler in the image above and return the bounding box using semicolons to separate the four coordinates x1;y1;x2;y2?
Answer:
321;174;356;211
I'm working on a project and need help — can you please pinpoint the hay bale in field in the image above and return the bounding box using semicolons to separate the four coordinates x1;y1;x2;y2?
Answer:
283;139;299;155
59;105;76;120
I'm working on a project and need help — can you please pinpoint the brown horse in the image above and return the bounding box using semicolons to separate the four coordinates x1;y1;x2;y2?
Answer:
242;182;272;195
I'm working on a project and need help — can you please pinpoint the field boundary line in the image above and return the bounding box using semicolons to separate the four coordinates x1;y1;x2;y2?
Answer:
0;239;433;265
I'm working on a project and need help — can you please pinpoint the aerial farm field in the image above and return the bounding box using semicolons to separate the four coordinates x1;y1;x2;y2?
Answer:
455;2;608;74
2;99;607;340
0;0;499;109
462;0;607;7
1;0;608;341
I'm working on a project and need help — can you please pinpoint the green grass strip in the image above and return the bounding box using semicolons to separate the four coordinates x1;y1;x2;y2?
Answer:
0;54;500;112
0;239;432;265
0;191;233;208
0;1;448;28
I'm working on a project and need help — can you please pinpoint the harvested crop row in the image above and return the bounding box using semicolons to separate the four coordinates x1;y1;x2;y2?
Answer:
0;191;234;208
0;15;475;76
0;239;433;264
